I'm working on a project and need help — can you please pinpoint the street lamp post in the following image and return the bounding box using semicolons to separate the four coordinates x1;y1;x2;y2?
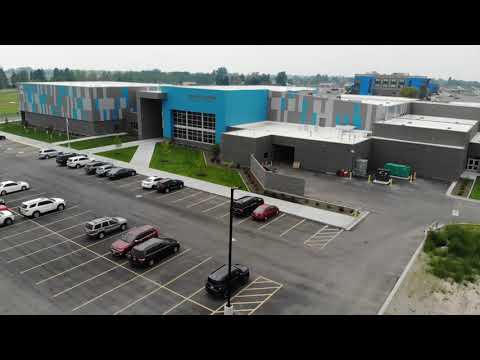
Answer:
224;187;237;315
350;149;356;179
65;117;71;148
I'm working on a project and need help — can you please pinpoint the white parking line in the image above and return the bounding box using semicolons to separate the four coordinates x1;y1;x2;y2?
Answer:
172;191;202;203
36;252;111;285
70;248;192;312
303;225;328;244
153;189;186;199
280;219;306;237
53;260;130;298
3;192;47;204
186;195;217;208
234;293;273;298
20;237;116;276
202;200;229;213
257;213;286;230
162;286;205;315
117;180;141;188
6;234;85;263
113;256;212;315
236;216;252;226
0;223;85;252
218;212;230;219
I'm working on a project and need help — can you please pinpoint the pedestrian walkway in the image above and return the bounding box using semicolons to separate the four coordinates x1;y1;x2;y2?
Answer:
129;140;159;168
87;138;164;154
0;130;368;230
51;132;128;145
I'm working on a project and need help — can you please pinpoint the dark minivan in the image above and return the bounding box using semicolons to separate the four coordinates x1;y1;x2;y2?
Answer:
232;196;264;217
110;225;159;257
156;179;184;193
128;237;180;267
205;264;250;298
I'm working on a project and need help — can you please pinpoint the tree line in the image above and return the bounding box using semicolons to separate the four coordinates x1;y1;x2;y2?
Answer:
0;66;356;89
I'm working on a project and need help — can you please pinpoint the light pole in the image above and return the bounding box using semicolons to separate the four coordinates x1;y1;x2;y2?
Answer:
65;117;71;148
350;149;356;179
224;187;238;315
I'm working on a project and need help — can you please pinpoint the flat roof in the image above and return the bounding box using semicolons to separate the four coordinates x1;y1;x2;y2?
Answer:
19;81;161;88
340;94;415;106
381;114;477;132
470;133;480;144
226;121;370;145
448;101;480;108
163;85;315;92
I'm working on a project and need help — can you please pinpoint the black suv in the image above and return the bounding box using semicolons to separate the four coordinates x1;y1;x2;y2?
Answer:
85;161;109;175
128;237;180;267
205;264;250;298
156;179;184;193
56;152;83;166
232;196;264;217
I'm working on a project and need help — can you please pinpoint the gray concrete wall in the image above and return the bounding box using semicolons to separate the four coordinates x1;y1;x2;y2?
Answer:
370;138;467;181
373;122;470;147
137;98;163;139
411;102;480;122
221;134;262;166
250;154;305;195
23;111;126;136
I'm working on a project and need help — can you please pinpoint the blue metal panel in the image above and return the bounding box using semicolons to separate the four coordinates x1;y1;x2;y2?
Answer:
335;114;341;125
311;112;317;125
352;103;362;129
300;97;308;124
343;115;350;125
356;75;375;95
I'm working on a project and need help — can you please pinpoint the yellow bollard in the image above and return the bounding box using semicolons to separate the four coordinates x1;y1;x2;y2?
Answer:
413;172;416;181
389;178;393;187
368;175;371;183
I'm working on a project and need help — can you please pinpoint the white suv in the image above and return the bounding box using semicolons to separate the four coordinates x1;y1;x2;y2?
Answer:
0;210;15;226
0;180;30;196
38;149;58;159
19;197;66;218
67;155;93;169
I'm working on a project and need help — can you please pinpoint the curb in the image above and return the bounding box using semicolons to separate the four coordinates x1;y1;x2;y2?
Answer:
377;221;439;315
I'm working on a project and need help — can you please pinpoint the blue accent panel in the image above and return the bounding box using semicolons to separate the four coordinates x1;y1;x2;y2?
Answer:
300;97;308;124
335;115;341;125
311;112;317;125
356;75;375;95
103;110;108;121
343;115;349;125
352;103;362;129
280;97;286;112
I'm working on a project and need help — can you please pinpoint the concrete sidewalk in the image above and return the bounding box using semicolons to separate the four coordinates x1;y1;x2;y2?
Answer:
51;132;128;145
0;130;367;230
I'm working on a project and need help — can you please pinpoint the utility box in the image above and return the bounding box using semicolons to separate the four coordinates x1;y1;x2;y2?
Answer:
384;162;412;178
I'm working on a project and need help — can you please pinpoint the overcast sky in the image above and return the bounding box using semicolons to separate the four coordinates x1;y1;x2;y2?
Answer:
1;45;479;81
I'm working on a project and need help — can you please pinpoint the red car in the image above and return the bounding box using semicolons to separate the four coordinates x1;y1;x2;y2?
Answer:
110;225;159;257
252;204;280;221
0;204;10;211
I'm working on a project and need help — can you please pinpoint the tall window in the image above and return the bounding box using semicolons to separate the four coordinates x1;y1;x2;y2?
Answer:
172;110;216;144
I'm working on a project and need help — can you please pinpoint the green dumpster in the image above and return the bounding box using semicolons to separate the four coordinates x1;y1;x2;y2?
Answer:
384;163;412;178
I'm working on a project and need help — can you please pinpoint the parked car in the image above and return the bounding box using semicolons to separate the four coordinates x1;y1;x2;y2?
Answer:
96;164;115;177
0;210;15;226
85;161;110;175
0;180;30;196
156;178;184;193
0;135;6;140
336;169;350;177
110;225;159;257
38;148;58;159
56;152;84;166
108;167;136;180
205;264;250;298
0;204;10;211
127;237;180;267
67;155;93;169
141;176;163;189
251;204;279;221
232;196;264;217
19;197;66;218
84;216;128;239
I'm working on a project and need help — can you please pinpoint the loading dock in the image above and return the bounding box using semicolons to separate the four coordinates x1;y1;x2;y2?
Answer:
137;91;167;140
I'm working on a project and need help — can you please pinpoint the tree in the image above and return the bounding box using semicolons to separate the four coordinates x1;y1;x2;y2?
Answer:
0;68;8;89
400;87;418;98
31;69;46;81
214;67;229;85
275;71;287;86
9;71;17;87
52;68;63;81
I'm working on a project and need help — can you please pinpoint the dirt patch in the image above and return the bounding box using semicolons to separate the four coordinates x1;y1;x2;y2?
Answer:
452;178;473;197
386;252;480;314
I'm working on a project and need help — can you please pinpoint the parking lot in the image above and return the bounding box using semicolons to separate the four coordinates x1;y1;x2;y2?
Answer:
6;137;480;314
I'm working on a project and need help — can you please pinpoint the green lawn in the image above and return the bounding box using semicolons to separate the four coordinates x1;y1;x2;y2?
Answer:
424;224;480;283
149;142;247;190
60;134;137;150
0;89;19;117
95;146;139;163
0;122;69;143
469;178;480;200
